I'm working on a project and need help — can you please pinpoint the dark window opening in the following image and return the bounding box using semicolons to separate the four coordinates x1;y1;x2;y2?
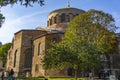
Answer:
24;49;32;68
54;17;57;23
61;14;66;22
35;64;39;72
14;50;17;67
38;43;41;55
67;68;73;76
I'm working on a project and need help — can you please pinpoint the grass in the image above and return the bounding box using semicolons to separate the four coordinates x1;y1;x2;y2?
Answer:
16;77;87;80
16;77;44;80
48;77;86;80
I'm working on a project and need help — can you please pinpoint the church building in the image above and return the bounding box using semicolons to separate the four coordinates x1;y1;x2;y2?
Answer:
5;3;120;78
6;4;86;77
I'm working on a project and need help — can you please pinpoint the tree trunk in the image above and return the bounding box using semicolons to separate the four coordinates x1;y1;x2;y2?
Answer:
74;70;78;80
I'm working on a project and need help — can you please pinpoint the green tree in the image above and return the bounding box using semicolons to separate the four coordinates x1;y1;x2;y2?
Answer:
0;13;5;28
0;0;44;28
43;10;117;80
0;43;12;67
0;0;44;7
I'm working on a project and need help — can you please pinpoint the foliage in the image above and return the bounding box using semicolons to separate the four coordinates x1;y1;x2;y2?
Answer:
0;0;44;7
43;10;117;80
0;0;44;28
0;13;5;27
65;9;117;54
0;43;12;67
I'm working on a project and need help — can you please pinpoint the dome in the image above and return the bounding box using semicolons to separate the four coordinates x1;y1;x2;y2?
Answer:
48;7;85;19
47;7;85;31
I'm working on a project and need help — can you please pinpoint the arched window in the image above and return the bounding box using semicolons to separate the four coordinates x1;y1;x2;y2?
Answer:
24;49;32;68
35;64;39;72
54;17;57;24
14;50;18;67
38;43;42;55
69;13;74;21
66;15;70;22
67;68;73;76
61;13;66;22
58;15;61;23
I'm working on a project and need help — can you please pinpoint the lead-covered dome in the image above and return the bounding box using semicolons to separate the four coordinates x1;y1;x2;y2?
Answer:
48;7;85;19
47;7;85;31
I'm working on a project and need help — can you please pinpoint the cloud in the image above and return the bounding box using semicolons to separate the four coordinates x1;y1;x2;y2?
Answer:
0;10;49;44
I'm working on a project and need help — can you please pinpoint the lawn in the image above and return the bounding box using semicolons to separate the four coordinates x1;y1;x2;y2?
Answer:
48;77;86;80
16;77;87;80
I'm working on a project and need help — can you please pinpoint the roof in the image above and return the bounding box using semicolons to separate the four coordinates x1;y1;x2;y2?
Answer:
48;7;85;18
49;7;85;15
33;31;64;40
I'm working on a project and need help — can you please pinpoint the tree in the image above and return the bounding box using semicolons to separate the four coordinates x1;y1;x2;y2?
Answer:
44;42;100;79
43;10;117;80
0;0;44;7
0;0;44;27
0;43;12;67
0;13;5;28
66;9;117;53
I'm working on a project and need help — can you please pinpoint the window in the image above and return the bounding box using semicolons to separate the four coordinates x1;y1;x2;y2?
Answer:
14;50;17;67
58;16;61;23
61;14;66;22
54;17;57;23
67;68;73;76
38;43;42;55
24;49;32;68
66;15;70;22
35;64;39;72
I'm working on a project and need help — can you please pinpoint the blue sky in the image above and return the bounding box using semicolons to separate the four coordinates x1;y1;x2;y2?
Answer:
0;0;120;44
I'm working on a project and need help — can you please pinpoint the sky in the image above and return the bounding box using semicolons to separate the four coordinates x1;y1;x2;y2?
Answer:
0;0;120;44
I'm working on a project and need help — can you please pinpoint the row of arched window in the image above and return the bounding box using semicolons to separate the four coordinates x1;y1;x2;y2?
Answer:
48;13;79;26
12;38;57;69
13;49;32;69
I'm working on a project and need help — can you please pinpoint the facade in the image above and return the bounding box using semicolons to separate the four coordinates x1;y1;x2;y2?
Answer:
6;6;86;77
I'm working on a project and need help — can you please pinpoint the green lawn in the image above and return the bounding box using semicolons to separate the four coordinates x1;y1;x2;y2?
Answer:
48;77;86;80
16;77;44;80
17;77;87;80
